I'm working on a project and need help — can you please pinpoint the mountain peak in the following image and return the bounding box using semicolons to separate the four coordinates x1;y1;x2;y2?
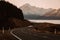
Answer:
20;3;31;8
20;3;53;16
23;3;31;6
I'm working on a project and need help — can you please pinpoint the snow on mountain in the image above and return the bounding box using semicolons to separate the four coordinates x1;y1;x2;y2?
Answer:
20;3;52;16
44;9;60;16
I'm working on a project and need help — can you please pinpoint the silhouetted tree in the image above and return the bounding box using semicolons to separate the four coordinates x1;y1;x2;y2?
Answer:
0;1;24;30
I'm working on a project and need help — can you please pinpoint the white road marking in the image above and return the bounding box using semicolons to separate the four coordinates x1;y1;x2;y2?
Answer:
10;29;22;40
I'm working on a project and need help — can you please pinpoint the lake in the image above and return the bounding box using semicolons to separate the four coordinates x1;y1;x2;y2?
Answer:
28;20;60;24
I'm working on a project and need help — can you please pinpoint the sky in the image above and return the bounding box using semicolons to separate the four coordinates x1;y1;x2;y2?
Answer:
5;0;60;9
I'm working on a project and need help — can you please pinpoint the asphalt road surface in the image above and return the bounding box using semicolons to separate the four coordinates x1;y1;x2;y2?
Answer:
11;27;60;40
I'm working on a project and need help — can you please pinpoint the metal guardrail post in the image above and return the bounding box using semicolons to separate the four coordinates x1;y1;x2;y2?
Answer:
54;29;56;34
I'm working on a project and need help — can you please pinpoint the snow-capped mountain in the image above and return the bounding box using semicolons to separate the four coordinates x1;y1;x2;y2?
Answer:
20;3;52;16
19;3;60;20
44;9;60;16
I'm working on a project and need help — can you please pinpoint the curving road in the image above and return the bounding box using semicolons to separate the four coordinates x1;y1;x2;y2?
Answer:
10;29;22;40
10;27;60;40
10;26;33;40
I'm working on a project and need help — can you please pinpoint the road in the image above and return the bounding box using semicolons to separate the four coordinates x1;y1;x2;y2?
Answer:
10;28;22;40
10;27;60;40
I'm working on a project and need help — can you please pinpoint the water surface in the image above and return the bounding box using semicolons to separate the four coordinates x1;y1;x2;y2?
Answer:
28;20;60;24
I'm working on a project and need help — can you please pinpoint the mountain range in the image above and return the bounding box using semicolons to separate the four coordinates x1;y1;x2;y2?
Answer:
20;3;60;20
20;3;53;16
44;9;60;16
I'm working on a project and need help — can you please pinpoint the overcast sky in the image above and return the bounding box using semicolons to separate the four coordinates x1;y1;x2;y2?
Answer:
5;0;60;9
